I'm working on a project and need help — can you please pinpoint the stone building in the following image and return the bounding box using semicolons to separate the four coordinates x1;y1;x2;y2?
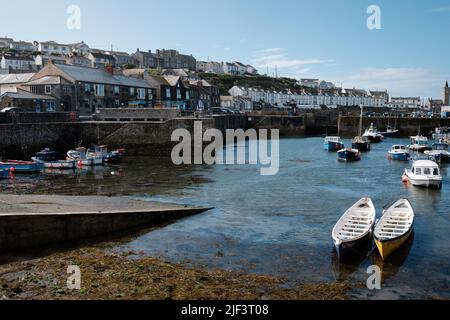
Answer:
132;49;196;71
22;62;152;115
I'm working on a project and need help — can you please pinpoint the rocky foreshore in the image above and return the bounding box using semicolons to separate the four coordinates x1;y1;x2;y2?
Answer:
0;242;350;300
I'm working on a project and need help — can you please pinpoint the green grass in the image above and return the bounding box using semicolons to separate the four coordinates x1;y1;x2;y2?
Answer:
199;73;303;95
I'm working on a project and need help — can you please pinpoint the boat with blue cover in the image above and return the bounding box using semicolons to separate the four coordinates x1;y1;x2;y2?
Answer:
388;145;410;161
324;136;344;151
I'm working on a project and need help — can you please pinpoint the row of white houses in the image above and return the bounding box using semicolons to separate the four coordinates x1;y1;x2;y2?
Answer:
229;86;388;108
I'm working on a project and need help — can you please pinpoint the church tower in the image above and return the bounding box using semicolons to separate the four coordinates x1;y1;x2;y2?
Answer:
444;81;450;106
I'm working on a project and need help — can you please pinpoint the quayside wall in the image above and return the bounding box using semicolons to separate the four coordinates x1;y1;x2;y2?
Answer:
338;116;450;137
0;115;305;159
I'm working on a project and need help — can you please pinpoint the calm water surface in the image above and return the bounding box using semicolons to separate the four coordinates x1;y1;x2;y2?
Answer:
2;138;449;299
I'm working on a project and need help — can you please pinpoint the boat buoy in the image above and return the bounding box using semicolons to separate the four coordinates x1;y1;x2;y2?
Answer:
10;167;15;172
77;160;83;167
402;174;409;183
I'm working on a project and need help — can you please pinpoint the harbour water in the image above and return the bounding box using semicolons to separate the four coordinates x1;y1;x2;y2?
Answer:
2;137;449;299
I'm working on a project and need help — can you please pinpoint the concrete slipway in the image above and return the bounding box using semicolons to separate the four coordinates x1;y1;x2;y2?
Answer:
0;195;211;253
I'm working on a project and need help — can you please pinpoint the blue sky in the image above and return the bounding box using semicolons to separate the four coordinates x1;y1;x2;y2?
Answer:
1;0;449;98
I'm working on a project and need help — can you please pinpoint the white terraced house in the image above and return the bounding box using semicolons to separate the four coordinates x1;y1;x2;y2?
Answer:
229;85;378;108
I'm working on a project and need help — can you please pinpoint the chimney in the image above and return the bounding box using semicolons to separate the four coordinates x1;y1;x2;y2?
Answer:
105;64;114;75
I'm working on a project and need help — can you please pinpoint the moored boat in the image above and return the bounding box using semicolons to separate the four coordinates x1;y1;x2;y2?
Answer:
374;199;414;260
323;136;344;151
380;126;399;138
67;147;102;167
363;123;384;143
337;148;361;162
332;198;376;260
407;135;431;153
32;148;76;169
352;105;371;152
388;145;410;161
402;160;442;189
0;160;44;174
424;142;450;163
352;136;371;152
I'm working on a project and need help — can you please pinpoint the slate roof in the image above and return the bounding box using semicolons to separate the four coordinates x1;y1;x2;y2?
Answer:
25;76;63;86
0;73;35;84
0;89;56;100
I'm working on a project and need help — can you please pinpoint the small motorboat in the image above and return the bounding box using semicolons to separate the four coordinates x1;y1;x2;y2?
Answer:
89;145;125;163
67;147;102;166
432;127;450;141
32;148;76;169
332;198;376;260
352;136;371;152
363;123;384;143
380;126;399;138
0;160;44;174
374;199;414;260
403;160;442;189
408;135;431;153
424;142;450;163
323;136;344;151
337;148;361;162
388;145;410;161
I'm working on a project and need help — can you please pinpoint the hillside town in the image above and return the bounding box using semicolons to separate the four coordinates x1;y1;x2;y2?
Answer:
0;37;449;117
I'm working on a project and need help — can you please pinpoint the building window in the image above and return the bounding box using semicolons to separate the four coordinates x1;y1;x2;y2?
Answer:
130;87;135;96
166;88;171;98
115;99;120;107
85;83;91;92
45;85;52;94
94;84;105;97
137;88;146;99
31;86;39;94
176;89;181;100
186;91;190;100
114;86;120;94
47;101;56;112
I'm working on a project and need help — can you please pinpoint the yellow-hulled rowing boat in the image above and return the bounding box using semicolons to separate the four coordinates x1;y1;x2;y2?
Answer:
374;199;414;260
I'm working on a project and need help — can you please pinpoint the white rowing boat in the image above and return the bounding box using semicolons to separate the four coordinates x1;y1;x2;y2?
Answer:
332;198;376;260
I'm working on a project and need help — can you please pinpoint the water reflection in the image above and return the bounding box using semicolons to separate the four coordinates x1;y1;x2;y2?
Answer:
371;233;414;283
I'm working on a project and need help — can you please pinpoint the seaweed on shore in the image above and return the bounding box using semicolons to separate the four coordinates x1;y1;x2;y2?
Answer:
0;244;350;300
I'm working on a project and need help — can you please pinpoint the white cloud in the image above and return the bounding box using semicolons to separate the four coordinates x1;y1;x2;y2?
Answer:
334;68;444;98
252;48;333;69
427;6;450;13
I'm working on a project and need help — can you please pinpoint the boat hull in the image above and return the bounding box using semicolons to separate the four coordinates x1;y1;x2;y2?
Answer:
0;161;44;174
366;135;384;143
338;150;361;162
352;142;370;152
335;231;373;261
375;229;413;260
388;152;410;161
324;141;344;151
380;130;399;138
